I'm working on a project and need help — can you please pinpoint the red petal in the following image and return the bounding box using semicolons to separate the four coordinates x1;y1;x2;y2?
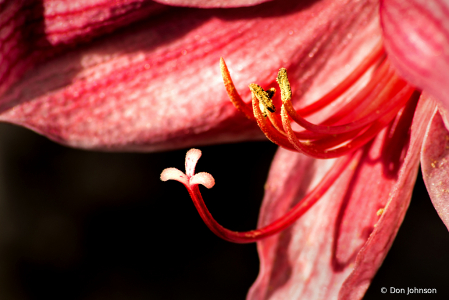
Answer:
421;95;449;230
248;96;435;300
0;0;380;151
380;0;449;112
152;0;272;8
339;95;436;299
0;0;165;96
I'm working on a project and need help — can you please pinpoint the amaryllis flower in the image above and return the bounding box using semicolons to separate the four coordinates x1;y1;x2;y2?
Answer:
2;0;449;299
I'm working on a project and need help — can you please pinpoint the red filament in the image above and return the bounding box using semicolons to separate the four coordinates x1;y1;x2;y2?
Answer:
221;43;416;159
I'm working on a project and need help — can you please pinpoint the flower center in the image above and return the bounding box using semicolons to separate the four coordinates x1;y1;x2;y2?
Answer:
221;42;415;159
160;44;419;244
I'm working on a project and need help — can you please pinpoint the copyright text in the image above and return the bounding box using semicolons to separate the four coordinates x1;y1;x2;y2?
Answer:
381;287;437;295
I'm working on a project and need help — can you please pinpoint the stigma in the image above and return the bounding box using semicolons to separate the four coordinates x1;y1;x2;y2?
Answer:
161;148;351;243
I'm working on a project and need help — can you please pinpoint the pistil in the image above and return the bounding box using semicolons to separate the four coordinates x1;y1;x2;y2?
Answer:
161;149;352;243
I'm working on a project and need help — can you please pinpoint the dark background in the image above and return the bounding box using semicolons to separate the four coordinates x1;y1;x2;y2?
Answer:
0;123;447;299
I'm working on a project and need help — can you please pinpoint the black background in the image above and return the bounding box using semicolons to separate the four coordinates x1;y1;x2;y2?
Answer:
0;123;447;299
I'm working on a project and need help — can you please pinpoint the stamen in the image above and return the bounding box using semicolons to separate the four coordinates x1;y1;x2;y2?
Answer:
297;41;385;116
259;101;269;118
249;83;276;113
258;87;277;118
281;86;414;158
283;74;407;135
280;85;415;158
220;58;255;120
266;87;276;99
276;68;292;102
345;74;406;121
221;43;414;158
161;149;352;243
318;60;393;125
251;93;296;151
266;110;286;135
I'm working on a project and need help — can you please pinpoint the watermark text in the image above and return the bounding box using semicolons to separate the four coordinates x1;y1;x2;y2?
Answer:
381;287;437;295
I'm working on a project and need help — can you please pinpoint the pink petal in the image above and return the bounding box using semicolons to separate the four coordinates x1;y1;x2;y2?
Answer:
380;0;449;112
152;0;272;8
43;0;166;46
421;95;449;230
1;0;380;151
248;96;436;300
0;0;165;97
340;94;436;299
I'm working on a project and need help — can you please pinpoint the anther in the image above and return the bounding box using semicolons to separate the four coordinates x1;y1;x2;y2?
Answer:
258;87;276;117
266;87;276;99
276;68;292;102
249;83;276;113
259;101;268;118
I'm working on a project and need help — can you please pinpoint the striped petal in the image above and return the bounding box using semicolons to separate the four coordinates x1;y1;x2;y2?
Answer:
421;94;449;231
152;0;273;8
0;0;380;151
248;96;435;300
381;0;449;113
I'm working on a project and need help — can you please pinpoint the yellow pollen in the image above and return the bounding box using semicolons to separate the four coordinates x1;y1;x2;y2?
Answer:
276;68;292;102
249;83;276;113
